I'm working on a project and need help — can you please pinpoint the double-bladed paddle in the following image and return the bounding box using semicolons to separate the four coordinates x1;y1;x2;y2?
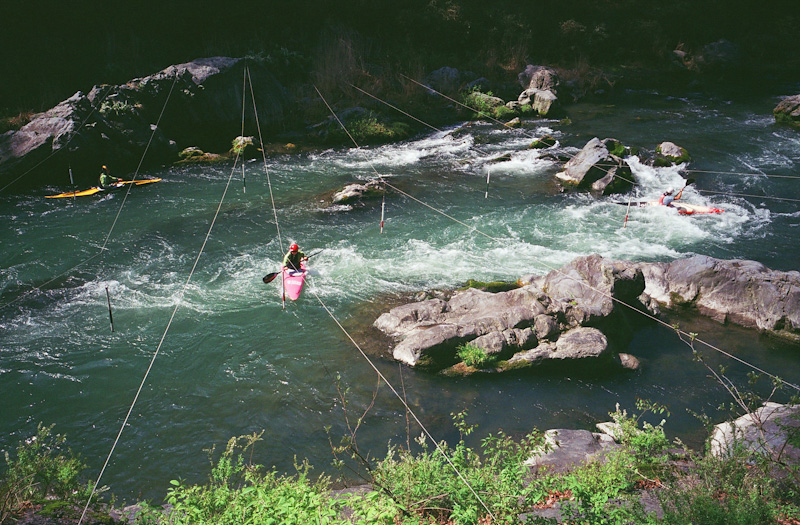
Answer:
262;249;323;283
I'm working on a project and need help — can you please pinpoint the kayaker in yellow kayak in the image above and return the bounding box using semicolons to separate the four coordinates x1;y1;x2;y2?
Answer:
98;165;121;189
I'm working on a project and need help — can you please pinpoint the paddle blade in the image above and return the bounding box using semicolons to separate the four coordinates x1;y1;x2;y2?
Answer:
262;272;279;284
684;178;695;186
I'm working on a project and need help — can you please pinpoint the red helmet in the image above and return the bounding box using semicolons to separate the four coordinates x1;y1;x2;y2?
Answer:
290;244;299;252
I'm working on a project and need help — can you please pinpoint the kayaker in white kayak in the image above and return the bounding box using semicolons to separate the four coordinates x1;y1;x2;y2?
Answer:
658;186;684;207
282;243;307;272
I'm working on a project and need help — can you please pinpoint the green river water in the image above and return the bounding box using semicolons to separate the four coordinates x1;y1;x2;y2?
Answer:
1;82;799;501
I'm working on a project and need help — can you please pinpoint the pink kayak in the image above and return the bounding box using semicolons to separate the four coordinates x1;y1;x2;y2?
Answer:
282;262;307;301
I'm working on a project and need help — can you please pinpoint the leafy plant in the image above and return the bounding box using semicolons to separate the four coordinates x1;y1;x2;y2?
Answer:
348;117;411;144
99;99;136;117
609;399;671;463
162;433;343;524
231;135;253;155
457;342;496;369
0;423;92;522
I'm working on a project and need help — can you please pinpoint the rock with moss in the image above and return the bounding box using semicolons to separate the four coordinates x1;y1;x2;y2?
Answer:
653;141;691;167
175;146;226;164
554;137;635;194
530;135;557;149
374;255;649;372
774;94;800;128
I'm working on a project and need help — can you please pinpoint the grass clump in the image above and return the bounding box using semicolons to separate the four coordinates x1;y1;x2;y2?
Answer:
99;99;136;117
348;117;412;144
456;342;497;369
138;432;343;524
460;279;519;293
365;411;547;524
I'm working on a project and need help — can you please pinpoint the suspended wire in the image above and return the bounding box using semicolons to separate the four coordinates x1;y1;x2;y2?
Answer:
307;287;497;521
684;169;800;180
0;87;118;194
313;86;497;518
0;74;179;315
248;66;284;257
695;189;800;204
100;74;178;253
240;65;248;193
78;130;246;525
318;84;800;393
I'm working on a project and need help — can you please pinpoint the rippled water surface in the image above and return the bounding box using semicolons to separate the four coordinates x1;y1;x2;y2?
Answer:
2;83;799;500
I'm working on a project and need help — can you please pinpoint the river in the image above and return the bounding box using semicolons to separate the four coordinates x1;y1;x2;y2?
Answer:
1;81;799;502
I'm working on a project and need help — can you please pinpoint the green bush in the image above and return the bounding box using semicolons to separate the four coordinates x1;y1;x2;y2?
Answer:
456;343;496;369
157;433;342;524
0;423;92;522
348;117;411;144
368;412;545;524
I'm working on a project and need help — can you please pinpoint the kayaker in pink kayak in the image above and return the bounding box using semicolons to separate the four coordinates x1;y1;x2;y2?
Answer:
282;243;307;272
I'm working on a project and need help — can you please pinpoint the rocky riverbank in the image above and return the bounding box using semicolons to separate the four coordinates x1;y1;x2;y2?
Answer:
3;54;798;192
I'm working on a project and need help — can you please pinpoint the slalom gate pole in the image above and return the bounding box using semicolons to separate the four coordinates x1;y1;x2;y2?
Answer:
105;286;114;332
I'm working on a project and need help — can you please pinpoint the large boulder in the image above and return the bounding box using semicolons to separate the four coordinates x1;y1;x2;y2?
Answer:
374;254;799;373
375;287;549;368
554;137;634;194
774;94;800;129
524;428;621;472
374;255;648;371
513;65;561;116
709;403;800;467
636;256;800;342
0;57;291;189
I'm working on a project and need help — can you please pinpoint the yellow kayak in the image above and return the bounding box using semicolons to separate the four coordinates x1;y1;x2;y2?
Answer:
46;178;162;198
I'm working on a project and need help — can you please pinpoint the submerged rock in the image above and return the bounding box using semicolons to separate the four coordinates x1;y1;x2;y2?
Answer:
332;180;385;205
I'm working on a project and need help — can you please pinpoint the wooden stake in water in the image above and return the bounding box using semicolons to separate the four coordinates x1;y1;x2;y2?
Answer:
69;166;76;202
105;286;115;332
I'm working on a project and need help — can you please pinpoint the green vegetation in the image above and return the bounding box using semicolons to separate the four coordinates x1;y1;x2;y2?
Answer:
230;135;253;155
0;423;98;523
460;278;519;293
347;117;412;144
462;87;513;121
456;342;497;369
99;99;136;117
2;401;799;524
